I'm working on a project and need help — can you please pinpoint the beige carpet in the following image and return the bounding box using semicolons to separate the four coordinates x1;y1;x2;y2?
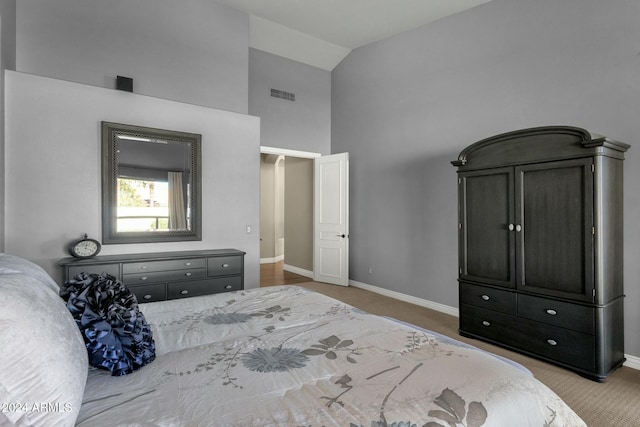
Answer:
277;281;640;427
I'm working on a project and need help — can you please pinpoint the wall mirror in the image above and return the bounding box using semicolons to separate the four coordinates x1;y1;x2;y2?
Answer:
102;121;202;244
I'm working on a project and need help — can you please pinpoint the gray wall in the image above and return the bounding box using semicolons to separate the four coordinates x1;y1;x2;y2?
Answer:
0;0;14;70
5;71;261;287
249;48;330;272
0;0;15;252
332;0;640;357
249;48;331;155
3;1;260;285
16;0;248;113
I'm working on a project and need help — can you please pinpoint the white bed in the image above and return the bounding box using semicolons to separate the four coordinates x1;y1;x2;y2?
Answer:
0;254;586;426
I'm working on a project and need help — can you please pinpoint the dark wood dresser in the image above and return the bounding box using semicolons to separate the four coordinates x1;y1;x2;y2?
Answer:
59;249;245;303
451;126;628;381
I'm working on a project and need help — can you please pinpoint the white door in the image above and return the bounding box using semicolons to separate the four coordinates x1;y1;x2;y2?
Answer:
313;153;349;286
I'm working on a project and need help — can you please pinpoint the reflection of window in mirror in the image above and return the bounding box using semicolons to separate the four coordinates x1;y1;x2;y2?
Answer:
117;178;169;231
117;175;190;232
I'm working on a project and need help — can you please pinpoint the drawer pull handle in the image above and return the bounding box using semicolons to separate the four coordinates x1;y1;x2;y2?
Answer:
185;272;192;277
180;290;189;295
143;294;152;300
185;262;192;266
141;276;148;281
141;265;148;270
481;295;490;301
546;309;557;316
482;321;491;327
547;339;557;346
222;263;230;268
224;285;233;290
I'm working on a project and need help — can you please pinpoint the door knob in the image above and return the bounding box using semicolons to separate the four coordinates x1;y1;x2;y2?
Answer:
508;224;514;231
515;224;522;232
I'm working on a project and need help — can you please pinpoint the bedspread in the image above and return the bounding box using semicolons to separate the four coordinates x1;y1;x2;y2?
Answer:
77;285;585;426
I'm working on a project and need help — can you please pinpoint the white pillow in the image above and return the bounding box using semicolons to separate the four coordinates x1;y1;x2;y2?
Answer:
0;253;60;292
0;259;88;426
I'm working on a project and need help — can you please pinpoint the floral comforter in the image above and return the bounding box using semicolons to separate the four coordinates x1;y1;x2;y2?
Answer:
77;286;586;426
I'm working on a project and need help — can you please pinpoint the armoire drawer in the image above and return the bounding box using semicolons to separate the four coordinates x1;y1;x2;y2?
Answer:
128;283;167;303
459;304;522;344
461;304;595;372
459;282;516;315
123;268;206;285
518;294;595;334
167;276;242;299
123;258;206;274
518;320;595;372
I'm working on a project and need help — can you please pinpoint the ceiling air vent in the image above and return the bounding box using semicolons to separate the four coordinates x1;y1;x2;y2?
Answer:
271;88;295;102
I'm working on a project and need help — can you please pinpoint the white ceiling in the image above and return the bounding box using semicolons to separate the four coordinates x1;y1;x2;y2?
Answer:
215;0;492;70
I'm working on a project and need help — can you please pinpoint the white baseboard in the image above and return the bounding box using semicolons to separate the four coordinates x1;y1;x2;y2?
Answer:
349;279;459;317
260;255;284;264
623;353;640;370
348;279;640;371
283;264;313;278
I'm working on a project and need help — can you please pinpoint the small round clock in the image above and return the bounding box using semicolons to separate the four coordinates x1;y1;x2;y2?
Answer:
69;234;102;258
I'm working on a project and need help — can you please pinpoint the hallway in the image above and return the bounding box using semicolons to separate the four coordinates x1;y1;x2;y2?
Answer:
260;261;309;287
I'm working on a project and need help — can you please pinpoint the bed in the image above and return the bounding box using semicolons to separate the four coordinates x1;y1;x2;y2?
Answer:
0;254;586;426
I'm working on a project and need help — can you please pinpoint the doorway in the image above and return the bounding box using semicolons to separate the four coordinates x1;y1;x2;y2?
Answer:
259;147;319;286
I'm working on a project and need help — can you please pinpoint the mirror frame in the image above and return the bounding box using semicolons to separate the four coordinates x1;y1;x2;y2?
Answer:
101;121;202;244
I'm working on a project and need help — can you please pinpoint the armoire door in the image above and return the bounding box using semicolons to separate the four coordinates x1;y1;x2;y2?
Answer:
515;158;595;302
459;167;515;288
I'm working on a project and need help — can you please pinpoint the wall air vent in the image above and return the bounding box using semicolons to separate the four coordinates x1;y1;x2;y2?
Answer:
271;88;296;102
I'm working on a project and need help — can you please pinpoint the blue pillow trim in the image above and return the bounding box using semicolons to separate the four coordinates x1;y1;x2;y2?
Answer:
60;273;156;376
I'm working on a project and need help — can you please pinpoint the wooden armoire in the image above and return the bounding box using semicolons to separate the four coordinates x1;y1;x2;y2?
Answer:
451;126;629;381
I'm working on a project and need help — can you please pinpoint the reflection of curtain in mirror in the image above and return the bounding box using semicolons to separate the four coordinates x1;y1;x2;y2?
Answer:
168;171;187;230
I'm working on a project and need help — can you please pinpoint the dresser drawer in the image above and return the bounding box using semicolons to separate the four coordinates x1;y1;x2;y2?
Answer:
518;294;595;334
128;283;166;303
67;263;120;279
208;256;242;276
123;258;206;274
459;282;516;315
167;276;242;299
123;268;206;285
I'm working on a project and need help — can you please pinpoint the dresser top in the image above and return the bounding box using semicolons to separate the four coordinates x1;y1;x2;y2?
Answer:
59;249;245;267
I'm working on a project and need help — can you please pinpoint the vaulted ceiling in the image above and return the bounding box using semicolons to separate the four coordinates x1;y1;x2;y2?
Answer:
215;0;492;70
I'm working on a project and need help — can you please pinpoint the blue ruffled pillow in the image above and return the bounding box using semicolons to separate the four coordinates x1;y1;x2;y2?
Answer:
60;273;156;376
